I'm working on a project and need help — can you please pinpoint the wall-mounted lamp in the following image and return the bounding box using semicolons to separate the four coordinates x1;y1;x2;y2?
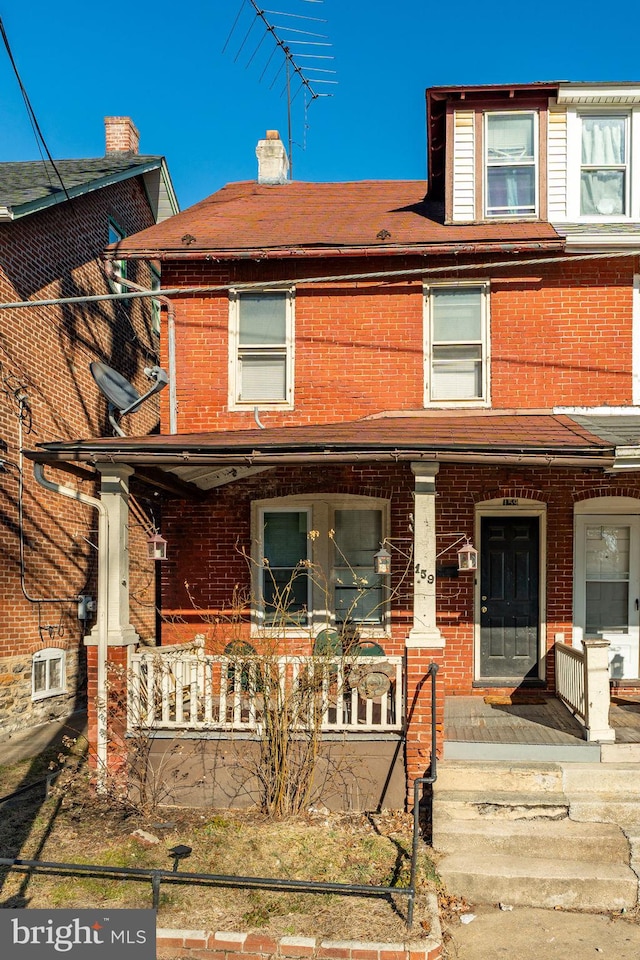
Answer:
457;540;478;572
437;534;478;573
147;532;168;561
373;545;392;575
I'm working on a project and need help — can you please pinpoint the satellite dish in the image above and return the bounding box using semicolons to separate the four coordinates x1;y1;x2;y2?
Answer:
90;361;168;437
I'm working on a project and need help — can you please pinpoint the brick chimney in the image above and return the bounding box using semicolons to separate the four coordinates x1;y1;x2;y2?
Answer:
104;117;140;155
256;130;289;184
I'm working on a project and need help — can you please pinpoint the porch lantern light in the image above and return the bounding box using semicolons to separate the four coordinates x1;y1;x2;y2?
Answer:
457;540;478;572
374;545;392;575
147;531;168;561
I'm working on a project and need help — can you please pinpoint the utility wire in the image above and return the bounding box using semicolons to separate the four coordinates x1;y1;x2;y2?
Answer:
0;16;71;205
2;248;640;311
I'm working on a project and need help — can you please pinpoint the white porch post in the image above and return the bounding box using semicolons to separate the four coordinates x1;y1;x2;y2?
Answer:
407;462;443;648
87;463;139;648
583;637;615;742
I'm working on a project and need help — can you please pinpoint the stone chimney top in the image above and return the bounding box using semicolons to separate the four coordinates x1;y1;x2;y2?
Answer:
104;117;140;155
256;130;289;184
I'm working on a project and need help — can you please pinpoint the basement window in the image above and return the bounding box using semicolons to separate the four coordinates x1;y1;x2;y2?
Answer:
32;648;66;700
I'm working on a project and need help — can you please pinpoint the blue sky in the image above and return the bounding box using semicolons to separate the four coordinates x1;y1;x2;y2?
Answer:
2;1;640;211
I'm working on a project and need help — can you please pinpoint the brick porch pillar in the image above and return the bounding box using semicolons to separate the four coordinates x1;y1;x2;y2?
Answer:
405;462;444;806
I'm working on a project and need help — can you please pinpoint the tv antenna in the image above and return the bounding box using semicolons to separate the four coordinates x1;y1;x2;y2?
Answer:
90;361;168;437
223;0;337;177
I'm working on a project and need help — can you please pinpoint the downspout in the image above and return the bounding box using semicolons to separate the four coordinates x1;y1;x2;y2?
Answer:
103;260;178;434
33;463;109;787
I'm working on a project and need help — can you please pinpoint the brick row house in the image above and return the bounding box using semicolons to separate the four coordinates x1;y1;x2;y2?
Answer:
28;83;640;808
0;118;178;740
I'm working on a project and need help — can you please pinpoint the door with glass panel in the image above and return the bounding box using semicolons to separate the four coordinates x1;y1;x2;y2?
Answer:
574;517;640;679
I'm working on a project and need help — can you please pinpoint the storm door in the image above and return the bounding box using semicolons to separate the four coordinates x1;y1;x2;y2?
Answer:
480;516;540;680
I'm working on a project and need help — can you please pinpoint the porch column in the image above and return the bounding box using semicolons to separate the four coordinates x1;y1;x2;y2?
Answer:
405;461;444;806
583;637;615;743
407;462;443;648
85;463;139;774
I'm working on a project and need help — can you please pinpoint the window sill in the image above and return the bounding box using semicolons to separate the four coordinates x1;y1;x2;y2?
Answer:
32;689;66;702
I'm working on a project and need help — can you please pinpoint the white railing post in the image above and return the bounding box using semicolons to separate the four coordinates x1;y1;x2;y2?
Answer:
582;637;615;743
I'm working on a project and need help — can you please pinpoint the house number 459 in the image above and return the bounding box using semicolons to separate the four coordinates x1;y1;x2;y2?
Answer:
415;564;434;583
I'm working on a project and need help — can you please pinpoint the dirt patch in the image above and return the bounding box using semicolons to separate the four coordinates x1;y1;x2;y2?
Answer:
0;757;438;941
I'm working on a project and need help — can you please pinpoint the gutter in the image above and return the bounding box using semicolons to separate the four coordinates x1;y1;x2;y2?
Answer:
114;238;565;262
27;448;614;470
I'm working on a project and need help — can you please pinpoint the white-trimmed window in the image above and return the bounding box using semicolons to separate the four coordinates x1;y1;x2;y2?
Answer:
254;496;388;634
580;114;628;216
32;648;66;701
424;283;489;405
108;220;127;294
229;289;294;409
485;111;538;217
150;264;161;335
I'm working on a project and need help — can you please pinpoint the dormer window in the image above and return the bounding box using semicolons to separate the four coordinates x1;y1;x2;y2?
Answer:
580;115;627;216
485;112;537;217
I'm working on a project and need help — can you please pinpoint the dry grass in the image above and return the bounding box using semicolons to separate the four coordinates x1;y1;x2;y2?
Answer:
0;753;439;941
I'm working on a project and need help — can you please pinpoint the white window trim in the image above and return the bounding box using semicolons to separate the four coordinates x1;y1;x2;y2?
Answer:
32;647;66;701
228;287;295;411
150;264;161;336
633;275;640;406
251;494;390;638
573;500;640;678
423;281;490;408
566;107;638;222
108;219;127;295
483;110;539;219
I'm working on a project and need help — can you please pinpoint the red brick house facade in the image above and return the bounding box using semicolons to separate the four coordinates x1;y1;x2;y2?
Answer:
29;86;640;807
0;117;178;739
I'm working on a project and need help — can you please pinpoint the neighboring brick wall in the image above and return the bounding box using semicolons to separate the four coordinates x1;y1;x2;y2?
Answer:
158;255;639;433
156;929;442;960
0;177;160;736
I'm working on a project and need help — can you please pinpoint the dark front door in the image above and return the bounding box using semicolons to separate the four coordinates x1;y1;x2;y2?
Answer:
480;516;540;680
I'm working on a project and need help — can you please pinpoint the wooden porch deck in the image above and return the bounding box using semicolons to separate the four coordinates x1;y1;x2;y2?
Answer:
443;694;640;760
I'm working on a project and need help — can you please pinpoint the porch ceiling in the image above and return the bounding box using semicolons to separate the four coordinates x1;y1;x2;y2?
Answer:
24;411;625;493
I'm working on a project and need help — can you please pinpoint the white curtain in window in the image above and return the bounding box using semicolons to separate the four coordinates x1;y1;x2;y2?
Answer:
487;114;534;160
581;117;626;215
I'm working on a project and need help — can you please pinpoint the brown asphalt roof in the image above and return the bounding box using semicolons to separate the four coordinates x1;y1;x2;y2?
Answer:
29;414;615;464
110;180;563;259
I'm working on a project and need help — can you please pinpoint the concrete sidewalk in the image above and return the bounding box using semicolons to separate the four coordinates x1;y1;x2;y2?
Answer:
0;711;87;767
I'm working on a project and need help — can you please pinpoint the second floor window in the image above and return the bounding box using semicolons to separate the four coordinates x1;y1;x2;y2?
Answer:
108;220;127;293
580;115;627;216
229;289;294;408
485;112;537;217
424;283;489;405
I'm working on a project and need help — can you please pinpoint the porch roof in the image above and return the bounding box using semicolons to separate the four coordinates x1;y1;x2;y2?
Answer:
25;411;629;491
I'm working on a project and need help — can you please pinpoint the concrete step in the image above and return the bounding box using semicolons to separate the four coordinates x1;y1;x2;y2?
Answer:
433;790;569;822
562;762;640;795
432;817;630;864
435;760;564;795
569;795;640;824
436;852;638;911
444;740;601;763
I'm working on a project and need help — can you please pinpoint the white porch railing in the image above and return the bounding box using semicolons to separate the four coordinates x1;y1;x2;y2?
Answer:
128;649;404;734
555;640;615;743
555;642;586;723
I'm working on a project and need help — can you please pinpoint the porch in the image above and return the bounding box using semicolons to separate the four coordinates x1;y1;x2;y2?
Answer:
444;693;640;762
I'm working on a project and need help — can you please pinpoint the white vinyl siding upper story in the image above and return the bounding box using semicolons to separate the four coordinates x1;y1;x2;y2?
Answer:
452;111;475;221
449;84;640;239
